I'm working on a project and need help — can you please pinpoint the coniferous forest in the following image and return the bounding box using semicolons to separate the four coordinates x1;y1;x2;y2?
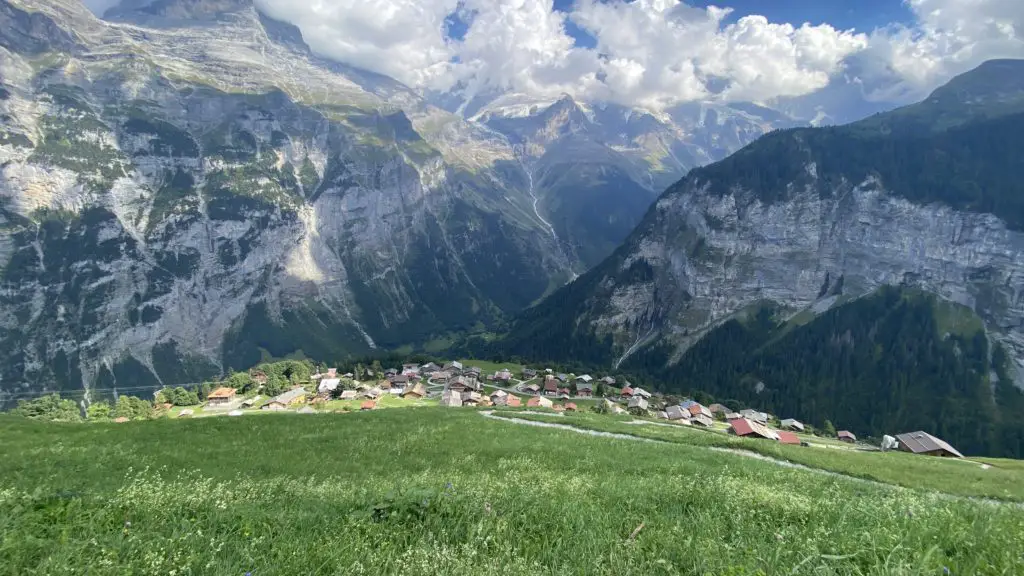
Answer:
474;286;1024;458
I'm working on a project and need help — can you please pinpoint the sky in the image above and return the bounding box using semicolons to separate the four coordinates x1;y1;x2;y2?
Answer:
86;0;1024;114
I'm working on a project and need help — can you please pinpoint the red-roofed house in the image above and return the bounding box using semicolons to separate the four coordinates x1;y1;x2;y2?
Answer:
207;387;237;406
527;396;553;408
543;380;559;396
360;400;376;411
565;402;578;412
729;418;778;440
507;395;522;408
777;431;801;445
838;430;857;443
687;403;712;419
620;386;634;397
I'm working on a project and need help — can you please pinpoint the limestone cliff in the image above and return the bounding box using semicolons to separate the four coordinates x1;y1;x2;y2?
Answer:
503;60;1024;386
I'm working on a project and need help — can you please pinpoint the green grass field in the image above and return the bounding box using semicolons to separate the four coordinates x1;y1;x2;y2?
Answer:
491;411;1024;502
456;359;527;376
1;409;1022;575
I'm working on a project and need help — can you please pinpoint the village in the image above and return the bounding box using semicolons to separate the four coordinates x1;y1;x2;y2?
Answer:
180;359;965;460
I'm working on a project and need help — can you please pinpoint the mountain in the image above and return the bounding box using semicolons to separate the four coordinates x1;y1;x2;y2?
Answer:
440;90;796;270
491;59;1024;457
0;0;794;402
0;0;582;401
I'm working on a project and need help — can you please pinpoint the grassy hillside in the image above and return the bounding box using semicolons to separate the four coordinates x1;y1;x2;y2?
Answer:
622;287;1024;458
491;411;1024;502
495;285;1024;458
2;410;1023;575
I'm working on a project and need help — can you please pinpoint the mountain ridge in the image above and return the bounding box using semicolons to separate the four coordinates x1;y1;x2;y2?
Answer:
0;0;571;400
0;0;791;401
483;59;1024;455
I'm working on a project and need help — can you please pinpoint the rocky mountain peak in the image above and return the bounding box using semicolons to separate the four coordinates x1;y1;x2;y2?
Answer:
104;0;255;23
0;0;82;55
102;0;310;54
538;93;592;136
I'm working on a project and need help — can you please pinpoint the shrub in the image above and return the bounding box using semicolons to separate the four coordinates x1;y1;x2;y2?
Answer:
14;394;81;422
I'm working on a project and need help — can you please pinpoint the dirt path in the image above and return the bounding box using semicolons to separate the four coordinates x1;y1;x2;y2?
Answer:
480;411;1020;508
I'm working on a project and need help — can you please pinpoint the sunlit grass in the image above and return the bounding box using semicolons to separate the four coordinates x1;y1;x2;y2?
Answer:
0;410;1022;575
492;411;1024;502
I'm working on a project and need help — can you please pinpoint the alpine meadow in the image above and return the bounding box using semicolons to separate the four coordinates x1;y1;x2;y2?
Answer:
4;0;1024;574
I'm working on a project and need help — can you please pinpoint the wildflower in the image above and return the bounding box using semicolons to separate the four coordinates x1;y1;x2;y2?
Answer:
775;533;784;542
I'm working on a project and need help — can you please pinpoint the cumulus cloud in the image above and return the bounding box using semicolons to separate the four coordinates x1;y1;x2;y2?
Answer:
450;0;600;99
856;0;1024;102
82;0;1024;111
255;0;459;89
570;0;868;108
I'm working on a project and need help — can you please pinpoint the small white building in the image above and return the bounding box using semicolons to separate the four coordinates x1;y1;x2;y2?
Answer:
318;378;341;394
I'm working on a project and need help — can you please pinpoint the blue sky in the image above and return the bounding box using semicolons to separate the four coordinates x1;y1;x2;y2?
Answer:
239;0;1022;114
682;0;915;30
543;0;916;49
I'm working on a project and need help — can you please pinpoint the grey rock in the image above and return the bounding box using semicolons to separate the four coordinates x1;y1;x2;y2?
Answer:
581;174;1024;385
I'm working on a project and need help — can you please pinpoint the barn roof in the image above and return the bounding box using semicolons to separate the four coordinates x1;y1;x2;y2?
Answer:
729;418;777;440
895;431;964;458
208;387;236;399
777;431;801;445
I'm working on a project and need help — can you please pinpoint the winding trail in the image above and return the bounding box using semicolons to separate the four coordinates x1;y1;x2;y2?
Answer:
479;411;1020;508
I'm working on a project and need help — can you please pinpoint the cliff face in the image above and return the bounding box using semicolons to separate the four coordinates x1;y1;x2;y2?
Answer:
0;0;790;401
605;175;1024;369
503;60;1024;386
0;0;573;400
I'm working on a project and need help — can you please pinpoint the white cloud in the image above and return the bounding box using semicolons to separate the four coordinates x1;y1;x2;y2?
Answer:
83;0;1024;112
566;1;869;108
856;0;1024;102
254;0;459;89
446;0;599;99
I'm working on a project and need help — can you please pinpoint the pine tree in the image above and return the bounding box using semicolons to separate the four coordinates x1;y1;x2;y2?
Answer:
823;419;837;437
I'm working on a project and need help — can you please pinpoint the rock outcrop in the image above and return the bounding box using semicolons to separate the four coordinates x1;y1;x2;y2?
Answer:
503;60;1024;386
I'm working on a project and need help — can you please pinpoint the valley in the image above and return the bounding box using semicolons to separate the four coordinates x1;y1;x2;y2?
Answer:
4;0;1024;573
0;0;783;400
487;61;1024;459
